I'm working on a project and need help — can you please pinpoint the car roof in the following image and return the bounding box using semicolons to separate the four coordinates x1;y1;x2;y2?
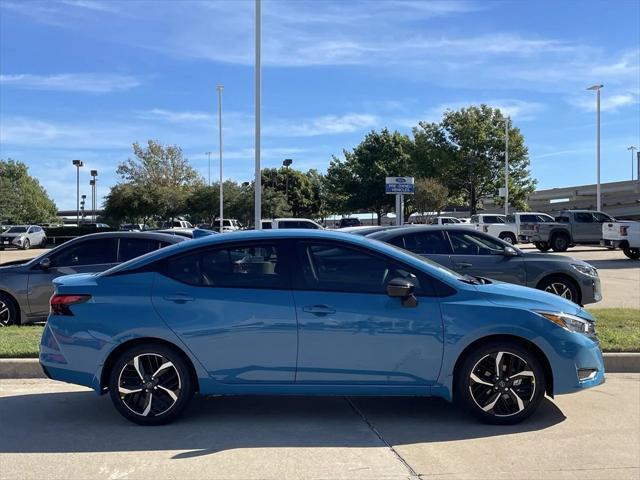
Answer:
367;225;480;238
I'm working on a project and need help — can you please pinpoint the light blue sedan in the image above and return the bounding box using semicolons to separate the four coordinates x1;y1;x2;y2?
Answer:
40;230;604;425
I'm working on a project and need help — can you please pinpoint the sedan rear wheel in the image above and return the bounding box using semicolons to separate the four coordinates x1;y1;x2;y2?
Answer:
109;344;194;425
456;342;545;424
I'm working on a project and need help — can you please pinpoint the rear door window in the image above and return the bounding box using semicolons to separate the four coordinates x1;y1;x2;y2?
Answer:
402;231;452;255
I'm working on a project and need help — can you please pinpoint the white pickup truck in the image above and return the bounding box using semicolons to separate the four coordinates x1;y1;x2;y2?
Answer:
476;212;556;245
262;218;324;230
426;216;469;225
602;221;640;259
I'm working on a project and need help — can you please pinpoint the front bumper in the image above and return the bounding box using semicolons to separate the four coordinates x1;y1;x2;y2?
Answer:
579;275;602;304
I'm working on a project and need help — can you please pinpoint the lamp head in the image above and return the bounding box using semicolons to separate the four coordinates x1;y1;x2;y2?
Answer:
587;84;604;91
90;169;98;176
282;158;293;167
72;159;83;167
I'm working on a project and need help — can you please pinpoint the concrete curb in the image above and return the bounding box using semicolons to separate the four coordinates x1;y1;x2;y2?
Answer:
1;353;640;380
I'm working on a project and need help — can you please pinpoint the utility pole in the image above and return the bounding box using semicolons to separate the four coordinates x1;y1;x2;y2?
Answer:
254;0;262;230
504;118;509;216
72;160;83;227
90;170;97;222
587;84;603;211
628;146;637;180
217;85;224;233
205;152;212;186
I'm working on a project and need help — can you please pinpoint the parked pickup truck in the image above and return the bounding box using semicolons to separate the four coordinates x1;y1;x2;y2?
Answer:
261;218;324;229
527;210;616;252
602;221;640;259
482;212;556;245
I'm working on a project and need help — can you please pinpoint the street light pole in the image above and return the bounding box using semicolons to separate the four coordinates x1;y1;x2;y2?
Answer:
504;117;509;216
217;85;224;233
283;158;293;202
205;152;212;186
90;170;97;222
254;0;262;230
72;160;83;227
628;146;637;180
587;84;603;211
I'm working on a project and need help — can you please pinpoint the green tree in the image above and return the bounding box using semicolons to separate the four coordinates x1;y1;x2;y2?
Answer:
412;178;449;221
109;140;203;222
103;183;155;226
0;159;57;223
412;105;536;214
325;129;413;224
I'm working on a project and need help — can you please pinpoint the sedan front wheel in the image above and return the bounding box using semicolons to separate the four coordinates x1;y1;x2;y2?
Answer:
456;342;546;424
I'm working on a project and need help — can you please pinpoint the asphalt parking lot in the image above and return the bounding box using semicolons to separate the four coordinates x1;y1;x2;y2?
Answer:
0;375;638;480
2;244;638;309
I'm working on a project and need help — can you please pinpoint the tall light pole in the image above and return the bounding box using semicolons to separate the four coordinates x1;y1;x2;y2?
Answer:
217;85;224;233
72;160;83;226
587;84;603;211
628;146;637;180
504;117;510;216
90;169;97;222
80;195;86;222
205;151;212;186
283;158;293;201
254;0;262;229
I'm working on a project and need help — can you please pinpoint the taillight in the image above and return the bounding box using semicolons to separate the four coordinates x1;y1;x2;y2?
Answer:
483;225;489;232
620;226;629;236
50;294;91;316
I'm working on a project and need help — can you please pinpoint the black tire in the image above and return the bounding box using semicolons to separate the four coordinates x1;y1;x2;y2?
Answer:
499;233;517;245
21;239;30;250
455;341;546;425
40;237;47;248
108;343;194;426
623;246;640;260
550;233;569;252
538;275;580;303
0;292;20;326
534;242;551;252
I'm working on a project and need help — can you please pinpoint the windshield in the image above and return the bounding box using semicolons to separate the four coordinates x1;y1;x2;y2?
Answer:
7;226;27;233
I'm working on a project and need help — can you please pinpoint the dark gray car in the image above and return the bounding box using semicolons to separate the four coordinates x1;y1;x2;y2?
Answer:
0;232;185;325
368;226;601;305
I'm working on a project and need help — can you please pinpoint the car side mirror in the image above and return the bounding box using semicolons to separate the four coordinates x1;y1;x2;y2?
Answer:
504;246;519;257
386;278;418;308
39;257;51;270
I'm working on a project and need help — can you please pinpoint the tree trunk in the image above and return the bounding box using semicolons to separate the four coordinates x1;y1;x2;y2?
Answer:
469;184;477;216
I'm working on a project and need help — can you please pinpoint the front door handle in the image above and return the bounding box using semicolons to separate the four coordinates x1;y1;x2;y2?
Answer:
455;262;473;269
164;294;195;303
302;305;336;315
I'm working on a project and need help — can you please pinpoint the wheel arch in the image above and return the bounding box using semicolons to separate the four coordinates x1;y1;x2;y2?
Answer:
452;334;554;399
536;273;582;305
100;337;200;394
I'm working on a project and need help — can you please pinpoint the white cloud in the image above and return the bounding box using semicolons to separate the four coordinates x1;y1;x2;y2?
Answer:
136;109;213;123
265;113;379;137
0;73;141;93
567;92;639;113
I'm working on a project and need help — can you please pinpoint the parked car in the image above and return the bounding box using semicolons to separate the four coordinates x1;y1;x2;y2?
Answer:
527;210;616;252
0;232;185;326
82;223;111;229
368;226;601;305
155;228;218;239
338;225;396;235
426;216;465;225
602;221;640;259
119;224;147;231
162;220;194;229
262;218;324;229
338;217;361;228
470;214;506;231
41;229;604;426
0;225;47;250
210;218;242;232
481;212;556;245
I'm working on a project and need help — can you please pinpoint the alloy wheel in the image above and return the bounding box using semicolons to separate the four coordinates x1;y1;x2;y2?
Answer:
118;353;181;417
544;282;573;300
469;351;536;417
0;300;10;326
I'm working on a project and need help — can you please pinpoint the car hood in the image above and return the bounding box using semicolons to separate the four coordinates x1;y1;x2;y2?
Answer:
1;232;25;238
478;280;585;316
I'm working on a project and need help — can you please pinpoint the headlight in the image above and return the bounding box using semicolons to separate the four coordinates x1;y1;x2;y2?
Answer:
571;263;598;277
536;311;596;336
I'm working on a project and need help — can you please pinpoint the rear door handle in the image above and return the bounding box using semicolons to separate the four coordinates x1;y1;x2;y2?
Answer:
163;294;195;303
455;262;473;269
302;305;336;315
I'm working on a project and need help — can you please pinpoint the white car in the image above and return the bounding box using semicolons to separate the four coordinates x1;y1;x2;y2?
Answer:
262;218;324;230
602;221;640;259
0;225;47;250
212;219;242;232
479;212;556;245
426;216;467;225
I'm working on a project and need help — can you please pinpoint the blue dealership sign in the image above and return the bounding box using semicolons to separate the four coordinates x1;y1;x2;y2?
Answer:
385;176;415;194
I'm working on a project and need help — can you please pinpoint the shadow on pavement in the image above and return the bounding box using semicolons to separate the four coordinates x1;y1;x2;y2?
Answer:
0;391;565;458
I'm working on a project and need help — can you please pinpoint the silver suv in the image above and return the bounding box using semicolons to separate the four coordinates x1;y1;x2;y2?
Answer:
0;225;47;250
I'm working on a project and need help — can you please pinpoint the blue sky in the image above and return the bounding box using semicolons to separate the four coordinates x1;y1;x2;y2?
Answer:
1;0;638;210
